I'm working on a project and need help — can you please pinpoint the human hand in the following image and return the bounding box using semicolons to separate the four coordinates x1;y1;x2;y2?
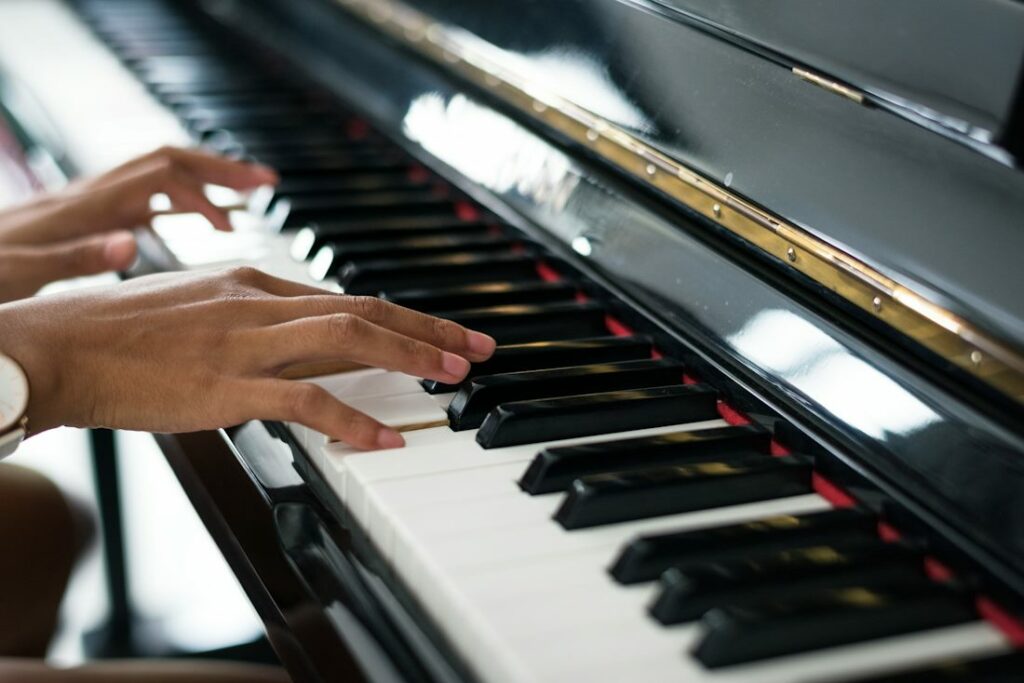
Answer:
0;231;137;304
0;267;496;449
0;147;275;301
0;146;276;243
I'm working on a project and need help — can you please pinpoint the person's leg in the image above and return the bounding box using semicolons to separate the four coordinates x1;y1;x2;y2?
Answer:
0;464;80;657
0;659;289;683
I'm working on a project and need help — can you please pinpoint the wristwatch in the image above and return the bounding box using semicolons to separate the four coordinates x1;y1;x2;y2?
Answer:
0;351;29;460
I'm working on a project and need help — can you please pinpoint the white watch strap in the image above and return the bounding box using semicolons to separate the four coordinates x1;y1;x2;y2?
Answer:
0;426;25;460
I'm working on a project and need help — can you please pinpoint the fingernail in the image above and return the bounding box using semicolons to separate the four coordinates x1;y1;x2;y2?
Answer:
466;331;496;357
103;231;137;268
377;428;405;449
441;351;471;380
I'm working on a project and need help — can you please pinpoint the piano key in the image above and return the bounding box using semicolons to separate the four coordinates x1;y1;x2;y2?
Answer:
439;301;608;344
691;582;978;667
254;150;410;173
519;423;771;494
204;129;368;154
273;193;457;231
283;369;447;450
556;454;813;529
250;174;430;214
264;156;412;179
293;218;493;262
331;421;726;508
610;506;878;584
477;384;720;448
384;281;578;313
182;109;336;131
421;335;652;393
385;474;828;575
339;253;540;295
167;91;315;112
150;78;281;96
448;358;684;430
835;651;1024;682
388;494;832;669
310;235;520;279
649;538;926;624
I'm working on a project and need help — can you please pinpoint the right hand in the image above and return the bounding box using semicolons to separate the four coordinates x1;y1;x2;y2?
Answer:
0;267;496;450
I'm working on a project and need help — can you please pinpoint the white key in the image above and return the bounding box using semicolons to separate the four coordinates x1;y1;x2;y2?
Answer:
393;494;830;579
286;370;444;454
337;420;728;532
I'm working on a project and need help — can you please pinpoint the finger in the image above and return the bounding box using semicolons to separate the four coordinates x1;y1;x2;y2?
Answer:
252;314;472;384
257;294;497;361
13;231;137;287
161;170;234;232
160;146;278;189
241;379;404;450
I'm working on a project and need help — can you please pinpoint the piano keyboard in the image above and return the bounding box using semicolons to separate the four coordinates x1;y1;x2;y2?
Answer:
26;0;1024;680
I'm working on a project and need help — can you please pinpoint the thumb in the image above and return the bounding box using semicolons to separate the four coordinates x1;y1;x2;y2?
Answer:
38;230;138;279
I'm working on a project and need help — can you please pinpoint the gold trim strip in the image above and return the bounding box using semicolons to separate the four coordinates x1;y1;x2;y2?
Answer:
792;67;866;105
335;0;1024;405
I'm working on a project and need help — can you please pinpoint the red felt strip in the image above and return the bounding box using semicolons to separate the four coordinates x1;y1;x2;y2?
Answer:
977;597;1024;647
811;473;857;507
455;201;479;221
716;401;751;425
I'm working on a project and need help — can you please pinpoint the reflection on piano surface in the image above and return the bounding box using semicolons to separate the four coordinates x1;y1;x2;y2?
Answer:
4;0;1024;680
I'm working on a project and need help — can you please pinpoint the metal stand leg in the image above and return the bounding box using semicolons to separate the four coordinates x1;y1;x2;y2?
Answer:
83;428;137;657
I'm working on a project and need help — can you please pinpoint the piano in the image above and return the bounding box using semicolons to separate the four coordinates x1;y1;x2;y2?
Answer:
2;0;1023;680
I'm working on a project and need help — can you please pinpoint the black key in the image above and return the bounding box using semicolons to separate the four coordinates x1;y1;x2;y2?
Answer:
439;301;608;344
293;219;493;261
691;582;977;668
266;157;411;179
183;104;326;122
339;253;539;295
310;235;520;277
256;151;409;174
448;359;684;431
650;538;925;624
386;281;578;313
476;384;719;449
272;192;455;231
205;129;370;153
555;454;812;529
151;79;280;97
834;652;1024;682
182;108;331;130
520;424;771;494
422;335;651;393
250;174;428;214
169;92;315;112
610;507;877;584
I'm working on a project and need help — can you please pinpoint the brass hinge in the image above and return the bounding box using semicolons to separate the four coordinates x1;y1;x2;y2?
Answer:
792;67;865;105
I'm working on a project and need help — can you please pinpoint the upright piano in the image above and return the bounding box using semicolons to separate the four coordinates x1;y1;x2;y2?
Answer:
2;0;1024;680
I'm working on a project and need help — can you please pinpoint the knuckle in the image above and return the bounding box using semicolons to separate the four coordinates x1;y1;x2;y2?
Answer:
286;383;325;418
346;295;384;320
328;313;363;342
400;335;432;363
226;265;262;286
430;315;458;343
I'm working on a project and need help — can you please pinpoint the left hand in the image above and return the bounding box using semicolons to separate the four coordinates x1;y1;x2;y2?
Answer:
0;146;277;302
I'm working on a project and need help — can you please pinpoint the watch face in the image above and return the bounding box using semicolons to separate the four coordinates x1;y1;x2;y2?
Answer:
0;353;29;433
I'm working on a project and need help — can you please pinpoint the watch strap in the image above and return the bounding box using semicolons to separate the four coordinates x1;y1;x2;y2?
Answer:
0;416;27;460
